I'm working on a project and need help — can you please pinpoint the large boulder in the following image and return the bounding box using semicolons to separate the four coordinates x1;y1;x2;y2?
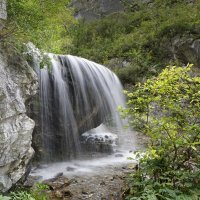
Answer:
81;127;118;153
0;45;38;192
172;35;200;67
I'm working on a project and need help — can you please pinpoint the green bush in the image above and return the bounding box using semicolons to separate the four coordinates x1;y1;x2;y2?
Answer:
120;65;200;199
0;195;11;200
10;191;35;200
0;183;49;200
6;0;75;53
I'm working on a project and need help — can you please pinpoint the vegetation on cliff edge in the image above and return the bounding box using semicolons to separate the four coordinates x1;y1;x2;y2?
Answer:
120;65;200;199
5;0;75;53
3;0;200;85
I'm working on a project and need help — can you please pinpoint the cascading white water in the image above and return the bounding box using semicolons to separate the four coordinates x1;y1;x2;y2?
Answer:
39;54;126;162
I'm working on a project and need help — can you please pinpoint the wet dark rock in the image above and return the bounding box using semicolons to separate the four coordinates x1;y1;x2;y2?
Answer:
66;167;76;172
43;175;71;190
36;164;48;169
115;154;123;158
122;166;126;170
100;181;106;186
54;172;64;178
63;190;73;197
24;175;42;187
81;131;118;153
82;190;89;195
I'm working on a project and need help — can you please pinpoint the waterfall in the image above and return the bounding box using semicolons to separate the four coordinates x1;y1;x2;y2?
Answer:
39;53;126;162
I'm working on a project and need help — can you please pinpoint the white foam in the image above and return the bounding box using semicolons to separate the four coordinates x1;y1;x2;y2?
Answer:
31;151;137;180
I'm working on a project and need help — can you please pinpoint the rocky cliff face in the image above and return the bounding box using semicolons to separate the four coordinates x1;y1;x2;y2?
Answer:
172;36;200;67
0;45;38;192
70;0;159;21
0;2;38;192
71;0;124;21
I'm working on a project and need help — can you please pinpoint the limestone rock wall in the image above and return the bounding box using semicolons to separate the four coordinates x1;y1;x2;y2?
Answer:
0;46;38;192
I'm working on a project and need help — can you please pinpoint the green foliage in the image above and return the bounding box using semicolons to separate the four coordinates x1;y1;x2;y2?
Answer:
10;191;35;200
6;0;75;53
0;195;11;200
30;183;49;200
120;65;200;199
0;183;49;200
35;183;49;191
68;1;200;84
39;54;51;70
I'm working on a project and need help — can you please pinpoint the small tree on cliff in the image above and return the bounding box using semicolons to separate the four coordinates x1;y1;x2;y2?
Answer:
7;0;75;52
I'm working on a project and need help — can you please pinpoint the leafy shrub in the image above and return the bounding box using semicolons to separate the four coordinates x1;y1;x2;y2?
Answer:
30;185;49;200
10;191;35;200
120;65;200;199
34;183;49;191
0;195;11;200
6;0;75;53
0;183;49;200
